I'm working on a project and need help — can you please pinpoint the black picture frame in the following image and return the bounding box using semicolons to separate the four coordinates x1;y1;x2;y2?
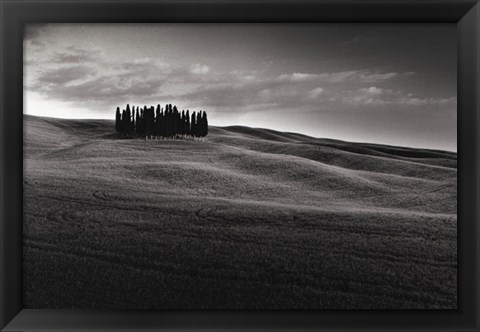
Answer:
1;0;479;331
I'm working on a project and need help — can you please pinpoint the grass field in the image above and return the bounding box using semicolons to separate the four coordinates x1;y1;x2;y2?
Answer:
23;114;457;309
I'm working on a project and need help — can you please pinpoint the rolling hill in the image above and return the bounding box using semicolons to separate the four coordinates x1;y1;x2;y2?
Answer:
23;114;457;309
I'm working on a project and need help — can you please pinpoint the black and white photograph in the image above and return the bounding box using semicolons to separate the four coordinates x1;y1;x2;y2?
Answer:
23;23;457;309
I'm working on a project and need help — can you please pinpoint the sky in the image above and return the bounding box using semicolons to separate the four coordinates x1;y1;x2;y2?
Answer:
24;24;457;151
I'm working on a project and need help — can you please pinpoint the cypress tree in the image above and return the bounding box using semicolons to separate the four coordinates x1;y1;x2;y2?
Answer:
155;105;161;137
160;108;165;137
131;112;135;135
186;110;190;137
196;111;201;137
140;107;145;137
127;106;132;137
182;110;187;136
203;111;208;137
202;111;207;137
198;111;204;137
201;111;207;137
123;104;130;137
167;104;173;137
198;111;203;137
121;109;126;137
144;106;150;138
115;107;121;132
135;108;140;135
151;107;155;137
150;106;155;138
173;105;178;137
191;111;196;137
180;110;186;136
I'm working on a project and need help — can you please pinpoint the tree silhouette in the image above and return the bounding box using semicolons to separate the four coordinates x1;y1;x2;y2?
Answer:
195;111;200;137
135;108;140;135
139;107;145;136
160;107;166;138
114;104;208;139
186;110;190;136
191;111;196;137
155;105;161;137
131;111;135;135
115;107;121;133
180;110;185;136
124;104;132;137
172;105;178;137
200;111;208;137
124;109;128;136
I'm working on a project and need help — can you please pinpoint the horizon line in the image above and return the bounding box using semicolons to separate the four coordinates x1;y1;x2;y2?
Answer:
23;113;457;154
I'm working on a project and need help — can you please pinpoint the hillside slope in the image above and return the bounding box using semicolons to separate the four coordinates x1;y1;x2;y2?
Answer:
23;115;457;309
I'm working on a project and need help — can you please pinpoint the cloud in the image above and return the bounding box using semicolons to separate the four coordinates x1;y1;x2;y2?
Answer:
317;70;359;83
398;96;457;106
177;83;262;109
278;70;400;84
30;62;169;108
34;73;166;106
36;65;94;85
177;78;322;111
340;87;456;107
308;87;325;99
360;72;398;82
27;47;178;108
319;70;402;83
50;46;103;64
25;44;453;116
190;64;210;75
278;72;319;82
175;69;407;111
362;86;384;95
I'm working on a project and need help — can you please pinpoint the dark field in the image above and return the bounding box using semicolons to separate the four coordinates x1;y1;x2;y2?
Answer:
23;115;457;309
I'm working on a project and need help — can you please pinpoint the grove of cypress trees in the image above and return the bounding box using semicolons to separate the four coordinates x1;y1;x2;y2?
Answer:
114;104;208;139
